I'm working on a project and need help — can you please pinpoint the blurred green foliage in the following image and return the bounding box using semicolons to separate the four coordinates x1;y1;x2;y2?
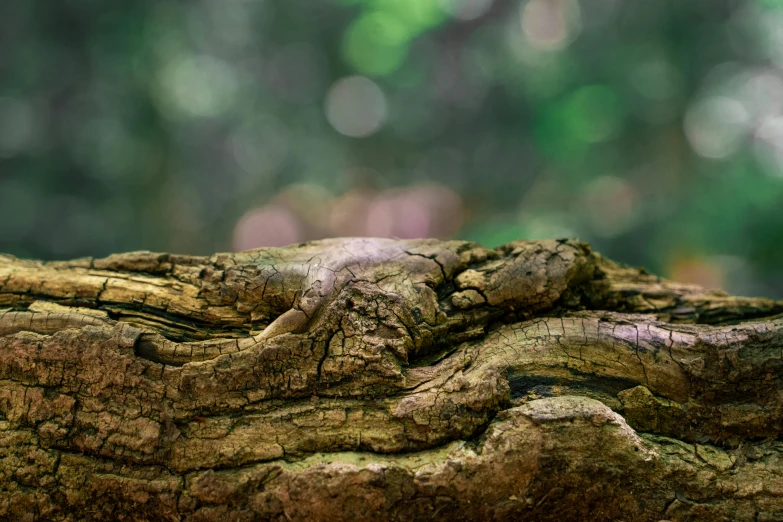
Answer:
1;0;783;297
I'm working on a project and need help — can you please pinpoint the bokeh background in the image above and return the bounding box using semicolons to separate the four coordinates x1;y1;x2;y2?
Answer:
1;0;783;297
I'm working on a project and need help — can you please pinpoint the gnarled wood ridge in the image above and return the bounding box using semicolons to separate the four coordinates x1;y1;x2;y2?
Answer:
2;238;783;521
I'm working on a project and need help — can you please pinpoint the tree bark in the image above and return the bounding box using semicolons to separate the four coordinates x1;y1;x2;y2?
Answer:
1;238;782;521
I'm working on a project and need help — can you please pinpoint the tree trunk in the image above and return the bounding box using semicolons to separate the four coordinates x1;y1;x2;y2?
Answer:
1;238;782;521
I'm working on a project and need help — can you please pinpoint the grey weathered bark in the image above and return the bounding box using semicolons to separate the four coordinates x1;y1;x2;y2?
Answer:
1;238;783;521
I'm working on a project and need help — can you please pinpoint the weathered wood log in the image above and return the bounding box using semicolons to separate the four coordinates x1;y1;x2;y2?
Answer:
1;238;782;521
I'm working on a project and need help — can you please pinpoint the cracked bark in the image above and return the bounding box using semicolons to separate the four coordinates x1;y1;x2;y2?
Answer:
1;238;783;521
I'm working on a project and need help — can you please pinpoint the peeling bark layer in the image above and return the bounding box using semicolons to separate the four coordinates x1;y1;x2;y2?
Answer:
1;238;782;521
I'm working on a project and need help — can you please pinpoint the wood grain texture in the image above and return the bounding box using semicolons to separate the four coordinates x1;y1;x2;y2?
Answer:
1;238;782;521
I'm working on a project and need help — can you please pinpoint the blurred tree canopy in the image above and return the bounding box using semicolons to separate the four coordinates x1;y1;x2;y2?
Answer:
1;0;783;297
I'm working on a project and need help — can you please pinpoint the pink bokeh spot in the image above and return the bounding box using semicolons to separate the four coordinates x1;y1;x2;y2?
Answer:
367;193;432;238
233;205;303;250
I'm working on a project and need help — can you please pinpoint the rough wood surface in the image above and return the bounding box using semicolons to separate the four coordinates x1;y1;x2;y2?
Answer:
1;238;783;521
